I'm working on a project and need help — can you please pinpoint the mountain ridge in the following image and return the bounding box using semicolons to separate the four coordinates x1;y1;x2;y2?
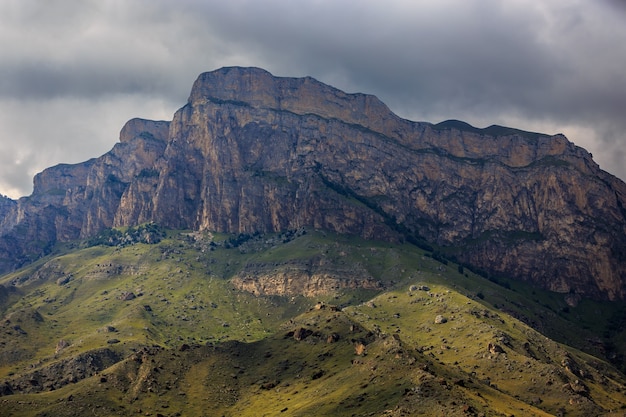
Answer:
1;66;625;301
1;229;625;416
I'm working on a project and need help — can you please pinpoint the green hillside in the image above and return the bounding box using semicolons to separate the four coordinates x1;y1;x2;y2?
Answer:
1;227;625;416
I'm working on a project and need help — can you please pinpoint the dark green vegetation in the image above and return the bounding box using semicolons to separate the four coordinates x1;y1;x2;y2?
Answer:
433;119;546;140
1;228;625;416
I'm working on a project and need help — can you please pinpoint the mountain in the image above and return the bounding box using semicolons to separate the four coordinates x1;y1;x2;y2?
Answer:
1;66;626;302
1;230;625;416
1;69;626;416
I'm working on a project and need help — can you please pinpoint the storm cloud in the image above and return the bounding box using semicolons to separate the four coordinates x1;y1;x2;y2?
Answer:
1;0;625;198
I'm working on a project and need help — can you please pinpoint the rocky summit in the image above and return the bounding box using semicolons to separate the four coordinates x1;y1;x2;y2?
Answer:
1;66;626;300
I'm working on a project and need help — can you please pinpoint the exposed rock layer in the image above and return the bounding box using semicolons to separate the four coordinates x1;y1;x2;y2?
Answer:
1;67;625;300
231;257;382;297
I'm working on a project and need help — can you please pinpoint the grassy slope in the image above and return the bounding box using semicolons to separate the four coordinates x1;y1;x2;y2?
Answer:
0;229;625;416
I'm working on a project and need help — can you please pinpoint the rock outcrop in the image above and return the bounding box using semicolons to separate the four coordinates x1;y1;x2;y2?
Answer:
1;66;625;300
0;348;121;395
0;194;15;218
231;257;382;297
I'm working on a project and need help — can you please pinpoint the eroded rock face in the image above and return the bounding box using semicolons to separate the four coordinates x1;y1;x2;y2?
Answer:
0;348;121;395
0;194;15;219
1;66;625;300
231;257;382;297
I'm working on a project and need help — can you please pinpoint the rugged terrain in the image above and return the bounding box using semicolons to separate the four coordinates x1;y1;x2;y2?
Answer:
0;67;624;300
1;229;625;416
1;67;626;415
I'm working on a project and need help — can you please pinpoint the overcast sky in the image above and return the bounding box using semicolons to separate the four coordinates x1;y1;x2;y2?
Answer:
1;0;625;199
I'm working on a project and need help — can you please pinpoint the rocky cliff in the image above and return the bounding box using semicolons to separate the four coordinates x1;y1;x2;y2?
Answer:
1;66;625;300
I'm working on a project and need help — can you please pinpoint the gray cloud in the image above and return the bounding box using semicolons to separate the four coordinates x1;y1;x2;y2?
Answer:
1;0;625;198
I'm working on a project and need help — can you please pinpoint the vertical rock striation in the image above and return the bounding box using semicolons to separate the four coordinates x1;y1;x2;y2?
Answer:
1;66;625;300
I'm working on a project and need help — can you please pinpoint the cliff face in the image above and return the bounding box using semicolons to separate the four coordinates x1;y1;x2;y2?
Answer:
1;67;625;300
0;195;15;233
231;256;383;297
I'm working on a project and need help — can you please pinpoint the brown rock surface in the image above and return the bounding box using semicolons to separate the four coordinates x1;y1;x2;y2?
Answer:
1;66;625;300
231;257;382;297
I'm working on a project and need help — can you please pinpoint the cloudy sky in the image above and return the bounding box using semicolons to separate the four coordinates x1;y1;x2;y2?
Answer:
1;0;625;198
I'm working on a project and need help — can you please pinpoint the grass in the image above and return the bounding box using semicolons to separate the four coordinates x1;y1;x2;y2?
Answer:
1;228;625;415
